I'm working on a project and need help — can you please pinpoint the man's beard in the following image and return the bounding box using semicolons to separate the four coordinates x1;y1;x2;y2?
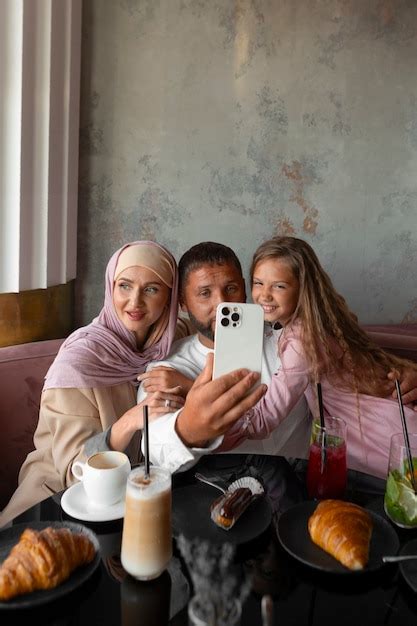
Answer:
187;310;215;342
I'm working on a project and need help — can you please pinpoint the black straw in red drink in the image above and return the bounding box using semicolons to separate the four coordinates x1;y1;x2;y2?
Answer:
317;382;326;472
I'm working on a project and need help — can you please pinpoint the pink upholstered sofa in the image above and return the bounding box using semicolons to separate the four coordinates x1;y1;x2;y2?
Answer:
363;324;417;364
0;338;64;509
1;325;417;511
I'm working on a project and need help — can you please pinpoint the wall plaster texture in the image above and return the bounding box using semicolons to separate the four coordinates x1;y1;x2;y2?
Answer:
77;0;417;326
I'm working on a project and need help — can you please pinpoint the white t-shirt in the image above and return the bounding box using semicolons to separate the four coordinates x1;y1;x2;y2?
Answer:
138;325;311;473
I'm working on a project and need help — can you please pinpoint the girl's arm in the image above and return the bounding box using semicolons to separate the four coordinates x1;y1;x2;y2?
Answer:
220;331;311;450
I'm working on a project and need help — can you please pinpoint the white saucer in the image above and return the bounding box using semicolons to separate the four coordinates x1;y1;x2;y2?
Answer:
61;482;125;522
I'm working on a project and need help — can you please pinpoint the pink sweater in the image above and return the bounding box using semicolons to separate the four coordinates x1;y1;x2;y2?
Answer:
220;325;417;478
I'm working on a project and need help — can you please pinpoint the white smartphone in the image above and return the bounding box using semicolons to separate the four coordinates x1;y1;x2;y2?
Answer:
213;302;264;387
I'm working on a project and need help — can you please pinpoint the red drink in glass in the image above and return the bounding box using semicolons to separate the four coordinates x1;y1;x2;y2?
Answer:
306;417;347;500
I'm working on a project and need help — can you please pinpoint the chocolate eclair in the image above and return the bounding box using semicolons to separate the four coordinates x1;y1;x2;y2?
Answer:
210;487;254;530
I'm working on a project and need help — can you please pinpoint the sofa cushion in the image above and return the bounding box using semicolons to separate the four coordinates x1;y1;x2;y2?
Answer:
363;324;417;363
0;339;64;510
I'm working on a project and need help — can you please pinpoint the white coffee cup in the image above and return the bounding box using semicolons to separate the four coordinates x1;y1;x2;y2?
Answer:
72;451;131;510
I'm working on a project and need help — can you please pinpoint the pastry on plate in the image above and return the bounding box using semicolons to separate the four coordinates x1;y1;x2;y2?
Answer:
210;476;264;531
308;499;373;570
211;487;255;530
0;526;96;601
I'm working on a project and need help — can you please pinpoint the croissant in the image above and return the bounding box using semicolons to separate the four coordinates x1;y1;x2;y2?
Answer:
308;500;373;570
0;527;96;601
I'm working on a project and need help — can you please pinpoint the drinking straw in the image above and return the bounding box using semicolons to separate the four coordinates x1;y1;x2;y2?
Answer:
317;382;325;430
317;382;327;472
395;379;417;494
143;405;150;479
261;595;274;626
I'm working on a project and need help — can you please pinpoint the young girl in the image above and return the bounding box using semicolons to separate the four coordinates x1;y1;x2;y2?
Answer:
221;236;417;478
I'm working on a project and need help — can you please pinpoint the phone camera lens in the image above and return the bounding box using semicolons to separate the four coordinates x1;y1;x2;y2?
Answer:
221;317;230;327
221;307;230;316
231;312;240;322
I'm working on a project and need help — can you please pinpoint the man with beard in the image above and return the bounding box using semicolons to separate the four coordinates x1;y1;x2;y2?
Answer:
138;241;311;472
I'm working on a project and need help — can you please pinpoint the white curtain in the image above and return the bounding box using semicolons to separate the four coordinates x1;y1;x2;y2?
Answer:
0;0;81;293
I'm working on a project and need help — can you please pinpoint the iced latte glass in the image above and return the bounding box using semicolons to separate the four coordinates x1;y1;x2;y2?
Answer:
121;465;172;580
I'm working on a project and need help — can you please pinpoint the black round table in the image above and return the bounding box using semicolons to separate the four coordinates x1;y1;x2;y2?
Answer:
2;454;417;626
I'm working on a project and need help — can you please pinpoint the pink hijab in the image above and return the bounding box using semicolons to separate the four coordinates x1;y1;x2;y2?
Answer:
44;241;179;389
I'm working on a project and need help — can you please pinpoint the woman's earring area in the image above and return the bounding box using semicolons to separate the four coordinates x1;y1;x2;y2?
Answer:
165;399;171;408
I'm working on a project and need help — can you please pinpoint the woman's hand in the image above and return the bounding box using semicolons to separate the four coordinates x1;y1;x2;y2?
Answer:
109;390;185;451
145;389;185;417
137;366;194;395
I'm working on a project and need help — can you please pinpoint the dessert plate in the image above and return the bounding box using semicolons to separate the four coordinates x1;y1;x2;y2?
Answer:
61;482;125;522
172;481;272;544
277;500;399;574
0;521;100;609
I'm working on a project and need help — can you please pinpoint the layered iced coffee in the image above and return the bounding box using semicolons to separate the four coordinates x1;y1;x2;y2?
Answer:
121;466;172;580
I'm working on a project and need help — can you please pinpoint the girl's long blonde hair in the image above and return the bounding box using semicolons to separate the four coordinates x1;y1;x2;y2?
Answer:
251;236;416;396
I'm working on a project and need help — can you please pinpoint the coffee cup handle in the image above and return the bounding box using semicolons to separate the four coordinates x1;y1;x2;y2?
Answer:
72;461;85;481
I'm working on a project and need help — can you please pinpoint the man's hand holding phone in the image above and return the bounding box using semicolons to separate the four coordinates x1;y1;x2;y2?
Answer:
175;353;267;448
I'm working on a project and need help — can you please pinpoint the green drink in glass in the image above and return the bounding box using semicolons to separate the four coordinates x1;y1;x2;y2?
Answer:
384;432;417;528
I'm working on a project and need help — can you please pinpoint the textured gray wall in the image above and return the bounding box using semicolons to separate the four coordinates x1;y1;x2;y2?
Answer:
77;0;417;326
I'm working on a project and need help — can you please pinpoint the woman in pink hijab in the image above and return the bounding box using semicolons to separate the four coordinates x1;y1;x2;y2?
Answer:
0;241;190;524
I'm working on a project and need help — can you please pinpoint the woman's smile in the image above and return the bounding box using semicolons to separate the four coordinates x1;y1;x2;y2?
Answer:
126;310;146;321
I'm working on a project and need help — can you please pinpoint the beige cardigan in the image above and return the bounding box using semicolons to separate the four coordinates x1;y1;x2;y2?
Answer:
0;317;193;527
0;383;137;527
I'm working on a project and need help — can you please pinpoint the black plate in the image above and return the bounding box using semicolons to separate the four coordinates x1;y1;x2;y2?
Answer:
172;482;272;544
399;538;417;592
277;500;399;574
0;521;101;609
